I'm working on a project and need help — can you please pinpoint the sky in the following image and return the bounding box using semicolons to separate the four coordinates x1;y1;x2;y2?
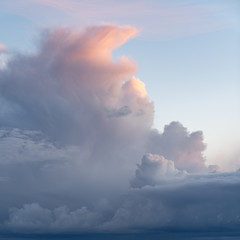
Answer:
0;0;239;239
0;0;239;169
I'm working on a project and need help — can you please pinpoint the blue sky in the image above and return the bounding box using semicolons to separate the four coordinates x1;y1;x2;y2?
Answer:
1;0;239;170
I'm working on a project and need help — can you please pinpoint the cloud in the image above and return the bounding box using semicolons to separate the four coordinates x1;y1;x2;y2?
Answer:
0;43;8;69
103;170;240;232
0;26;155;198
146;122;208;173
0;44;7;53
131;153;185;188
0;25;152;146
0;25;154;231
106;106;132;118
2;0;234;39
5;203;98;233
208;164;221;172
0;24;237;236
4;171;240;234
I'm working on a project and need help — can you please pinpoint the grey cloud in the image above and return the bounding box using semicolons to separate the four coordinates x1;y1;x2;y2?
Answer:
0;126;239;235
103;170;240;232
5;203;99;233
3;170;240;233
106;106;132;118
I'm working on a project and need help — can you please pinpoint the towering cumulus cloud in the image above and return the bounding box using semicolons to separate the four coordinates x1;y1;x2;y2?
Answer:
0;25;239;237
0;25;153;144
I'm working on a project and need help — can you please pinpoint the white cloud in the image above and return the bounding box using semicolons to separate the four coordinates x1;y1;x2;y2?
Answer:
131;153;186;188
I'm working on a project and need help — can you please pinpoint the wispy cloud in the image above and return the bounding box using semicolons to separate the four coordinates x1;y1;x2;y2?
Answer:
2;0;234;39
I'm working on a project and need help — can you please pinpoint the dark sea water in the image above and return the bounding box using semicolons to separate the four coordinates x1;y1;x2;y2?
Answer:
1;232;240;240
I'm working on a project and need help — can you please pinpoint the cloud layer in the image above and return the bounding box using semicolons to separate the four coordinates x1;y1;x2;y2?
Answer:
0;24;239;236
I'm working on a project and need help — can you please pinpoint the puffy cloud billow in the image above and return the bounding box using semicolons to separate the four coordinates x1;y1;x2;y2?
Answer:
131;153;186;188
0;25;239;237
